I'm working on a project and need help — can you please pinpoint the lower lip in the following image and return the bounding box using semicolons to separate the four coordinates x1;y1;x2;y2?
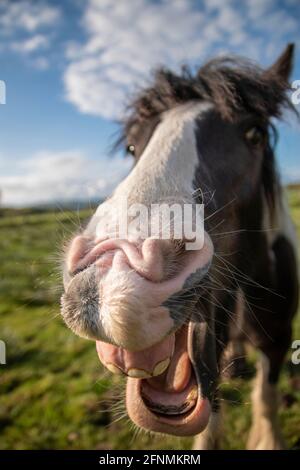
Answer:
126;377;211;436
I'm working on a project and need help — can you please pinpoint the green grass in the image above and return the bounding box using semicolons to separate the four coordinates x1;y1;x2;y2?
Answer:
0;193;299;450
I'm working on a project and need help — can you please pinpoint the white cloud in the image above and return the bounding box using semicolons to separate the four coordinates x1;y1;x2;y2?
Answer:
11;34;50;54
0;0;60;34
64;0;300;120
0;151;133;207
64;0;209;119
31;56;50;70
0;0;60;69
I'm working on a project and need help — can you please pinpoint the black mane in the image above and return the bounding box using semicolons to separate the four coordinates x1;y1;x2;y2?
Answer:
122;56;294;131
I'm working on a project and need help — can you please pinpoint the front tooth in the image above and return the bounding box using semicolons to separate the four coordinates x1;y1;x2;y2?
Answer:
153;357;170;377
127;368;152;378
105;363;125;375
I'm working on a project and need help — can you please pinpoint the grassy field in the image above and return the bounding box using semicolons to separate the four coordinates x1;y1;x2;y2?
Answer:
0;191;299;450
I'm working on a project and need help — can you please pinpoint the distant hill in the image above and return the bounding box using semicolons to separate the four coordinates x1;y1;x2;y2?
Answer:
287;183;300;191
0;198;103;217
0;185;299;217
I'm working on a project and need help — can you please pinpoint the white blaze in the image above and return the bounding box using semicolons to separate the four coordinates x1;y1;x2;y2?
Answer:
93;101;212;248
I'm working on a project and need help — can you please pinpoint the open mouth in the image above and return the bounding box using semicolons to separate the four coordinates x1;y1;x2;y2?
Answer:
97;323;211;436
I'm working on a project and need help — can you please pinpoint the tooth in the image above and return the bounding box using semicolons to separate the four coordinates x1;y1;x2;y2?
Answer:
153;357;170;377
187;386;198;401
105;363;125;375
127;368;152;378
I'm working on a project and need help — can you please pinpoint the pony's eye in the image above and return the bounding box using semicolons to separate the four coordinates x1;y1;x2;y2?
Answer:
244;126;266;146
126;144;135;156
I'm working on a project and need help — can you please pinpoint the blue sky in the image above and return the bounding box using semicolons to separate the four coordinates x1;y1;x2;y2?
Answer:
0;0;299;206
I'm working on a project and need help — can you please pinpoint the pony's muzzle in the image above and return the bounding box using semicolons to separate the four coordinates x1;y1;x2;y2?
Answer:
61;233;213;350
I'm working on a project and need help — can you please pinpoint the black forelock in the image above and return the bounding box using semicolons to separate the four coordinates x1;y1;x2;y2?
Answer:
120;56;295;136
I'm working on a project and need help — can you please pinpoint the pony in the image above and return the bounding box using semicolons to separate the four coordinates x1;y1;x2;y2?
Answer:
61;44;298;449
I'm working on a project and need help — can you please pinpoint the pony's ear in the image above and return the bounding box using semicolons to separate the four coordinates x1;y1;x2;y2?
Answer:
265;43;294;82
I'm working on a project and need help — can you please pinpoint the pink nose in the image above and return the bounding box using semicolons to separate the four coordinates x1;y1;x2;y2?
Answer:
67;236;177;282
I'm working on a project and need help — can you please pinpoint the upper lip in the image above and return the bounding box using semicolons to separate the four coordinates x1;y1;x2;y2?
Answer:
68;238;167;283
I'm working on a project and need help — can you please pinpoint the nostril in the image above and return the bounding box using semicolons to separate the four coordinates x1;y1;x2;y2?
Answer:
141;238;189;281
68;266;85;277
66;235;93;276
140;238;166;281
172;238;187;255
